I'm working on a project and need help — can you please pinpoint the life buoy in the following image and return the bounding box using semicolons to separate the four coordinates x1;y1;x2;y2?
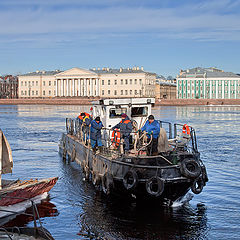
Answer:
180;158;201;179
182;124;190;135
102;173;114;195
111;129;121;147
123;170;138;190
146;176;164;197
191;177;204;194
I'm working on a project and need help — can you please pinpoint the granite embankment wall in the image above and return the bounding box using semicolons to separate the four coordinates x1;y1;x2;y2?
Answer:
0;98;240;106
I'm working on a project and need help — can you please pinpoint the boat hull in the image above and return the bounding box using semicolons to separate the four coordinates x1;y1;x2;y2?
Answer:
59;133;199;204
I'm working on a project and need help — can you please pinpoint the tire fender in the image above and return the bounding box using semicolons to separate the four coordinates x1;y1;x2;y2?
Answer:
191;177;204;194
123;170;138;190
180;158;201;179
146;176;164;197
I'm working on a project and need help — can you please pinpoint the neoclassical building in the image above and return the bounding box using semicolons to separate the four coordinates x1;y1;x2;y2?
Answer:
18;67;156;98
177;67;240;99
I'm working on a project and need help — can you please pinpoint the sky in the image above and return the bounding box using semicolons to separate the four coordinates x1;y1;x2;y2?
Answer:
0;0;240;77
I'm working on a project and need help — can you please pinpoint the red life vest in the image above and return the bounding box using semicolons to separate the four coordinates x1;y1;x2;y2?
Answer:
111;129;121;147
182;124;190;135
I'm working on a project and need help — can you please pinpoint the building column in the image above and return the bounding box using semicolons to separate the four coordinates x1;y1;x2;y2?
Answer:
78;79;80;96
209;80;212;99
228;81;231;99
75;80;78;96
66;79;68;96
216;80;218;99
56;79;58;96
235;80;237;99
222;81;224;99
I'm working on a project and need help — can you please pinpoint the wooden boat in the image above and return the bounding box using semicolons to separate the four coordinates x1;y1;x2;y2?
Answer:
59;98;208;206
0;129;58;222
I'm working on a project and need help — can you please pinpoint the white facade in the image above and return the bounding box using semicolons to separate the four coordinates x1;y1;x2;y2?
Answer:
18;67;156;99
55;68;100;97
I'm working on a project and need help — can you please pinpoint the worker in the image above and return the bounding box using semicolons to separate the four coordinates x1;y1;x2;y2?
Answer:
141;115;160;155
81;112;92;144
112;113;132;154
90;116;104;153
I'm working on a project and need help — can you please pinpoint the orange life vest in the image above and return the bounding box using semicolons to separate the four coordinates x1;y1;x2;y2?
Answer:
120;119;131;124
78;112;90;120
111;129;121;147
182;124;190;135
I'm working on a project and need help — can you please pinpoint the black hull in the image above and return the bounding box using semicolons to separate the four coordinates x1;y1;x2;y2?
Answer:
59;133;205;205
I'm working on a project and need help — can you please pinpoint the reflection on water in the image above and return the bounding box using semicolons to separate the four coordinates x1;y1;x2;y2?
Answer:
0;105;240;239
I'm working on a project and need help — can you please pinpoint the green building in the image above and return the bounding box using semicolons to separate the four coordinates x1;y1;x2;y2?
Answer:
177;67;240;99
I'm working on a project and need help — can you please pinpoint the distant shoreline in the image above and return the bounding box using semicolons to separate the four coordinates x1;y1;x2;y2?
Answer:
0;98;240;106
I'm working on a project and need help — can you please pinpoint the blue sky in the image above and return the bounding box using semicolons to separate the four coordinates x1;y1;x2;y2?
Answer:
0;0;240;77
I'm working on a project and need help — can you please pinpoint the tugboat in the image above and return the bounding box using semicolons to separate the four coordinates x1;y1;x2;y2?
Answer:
59;98;208;205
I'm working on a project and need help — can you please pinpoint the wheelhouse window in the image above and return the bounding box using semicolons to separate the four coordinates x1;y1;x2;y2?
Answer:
131;107;148;117
109;108;127;118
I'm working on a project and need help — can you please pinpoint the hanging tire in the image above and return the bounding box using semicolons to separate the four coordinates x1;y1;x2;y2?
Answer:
180;158;201;179
201;165;208;184
191;177;204;194
102;173;114;195
123;170;138;190
146;176;164;197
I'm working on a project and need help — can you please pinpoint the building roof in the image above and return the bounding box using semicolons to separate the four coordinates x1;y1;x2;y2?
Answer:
19;70;62;76
178;67;240;78
91;67;155;75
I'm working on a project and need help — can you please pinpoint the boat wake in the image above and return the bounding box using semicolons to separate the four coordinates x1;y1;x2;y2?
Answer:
171;193;193;208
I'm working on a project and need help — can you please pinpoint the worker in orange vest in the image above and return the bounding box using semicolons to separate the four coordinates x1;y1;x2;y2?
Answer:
112;113;132;153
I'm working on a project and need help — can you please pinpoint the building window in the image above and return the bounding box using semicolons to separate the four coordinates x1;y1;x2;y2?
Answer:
32;81;34;86
21;90;24;95
135;90;138;95
43;81;45;86
49;90;51;95
115;80;117;85
108;90;110;95
114;90;117;95
54;90;56;95
25;90;27;95
102;90;104;95
121;90;123;95
43;90;45;95
25;81;27;86
139;90;142;96
139;79;142;84
130;79;132;84
125;79;128;84
125;90;128;95
130;90;132;95
49;81;51;86
36;81;38;86
121;79;123;85
36;90;38;95
135;79;137;84
102;80;104;85
54;81;56;86
108;80;110;85
32;90;34;95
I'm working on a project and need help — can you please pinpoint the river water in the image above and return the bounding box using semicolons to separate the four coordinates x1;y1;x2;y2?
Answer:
0;105;239;240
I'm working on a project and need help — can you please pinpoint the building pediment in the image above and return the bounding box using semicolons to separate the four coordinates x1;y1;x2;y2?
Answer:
55;67;98;78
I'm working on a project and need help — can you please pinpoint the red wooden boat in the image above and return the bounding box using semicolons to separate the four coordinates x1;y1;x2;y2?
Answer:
0;129;58;222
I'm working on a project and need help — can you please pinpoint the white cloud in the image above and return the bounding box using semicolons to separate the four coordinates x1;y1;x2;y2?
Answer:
0;1;240;42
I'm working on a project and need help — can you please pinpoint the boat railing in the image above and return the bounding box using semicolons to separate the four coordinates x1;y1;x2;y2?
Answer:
65;118;152;155
158;120;198;153
0;196;53;240
66;118;198;155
